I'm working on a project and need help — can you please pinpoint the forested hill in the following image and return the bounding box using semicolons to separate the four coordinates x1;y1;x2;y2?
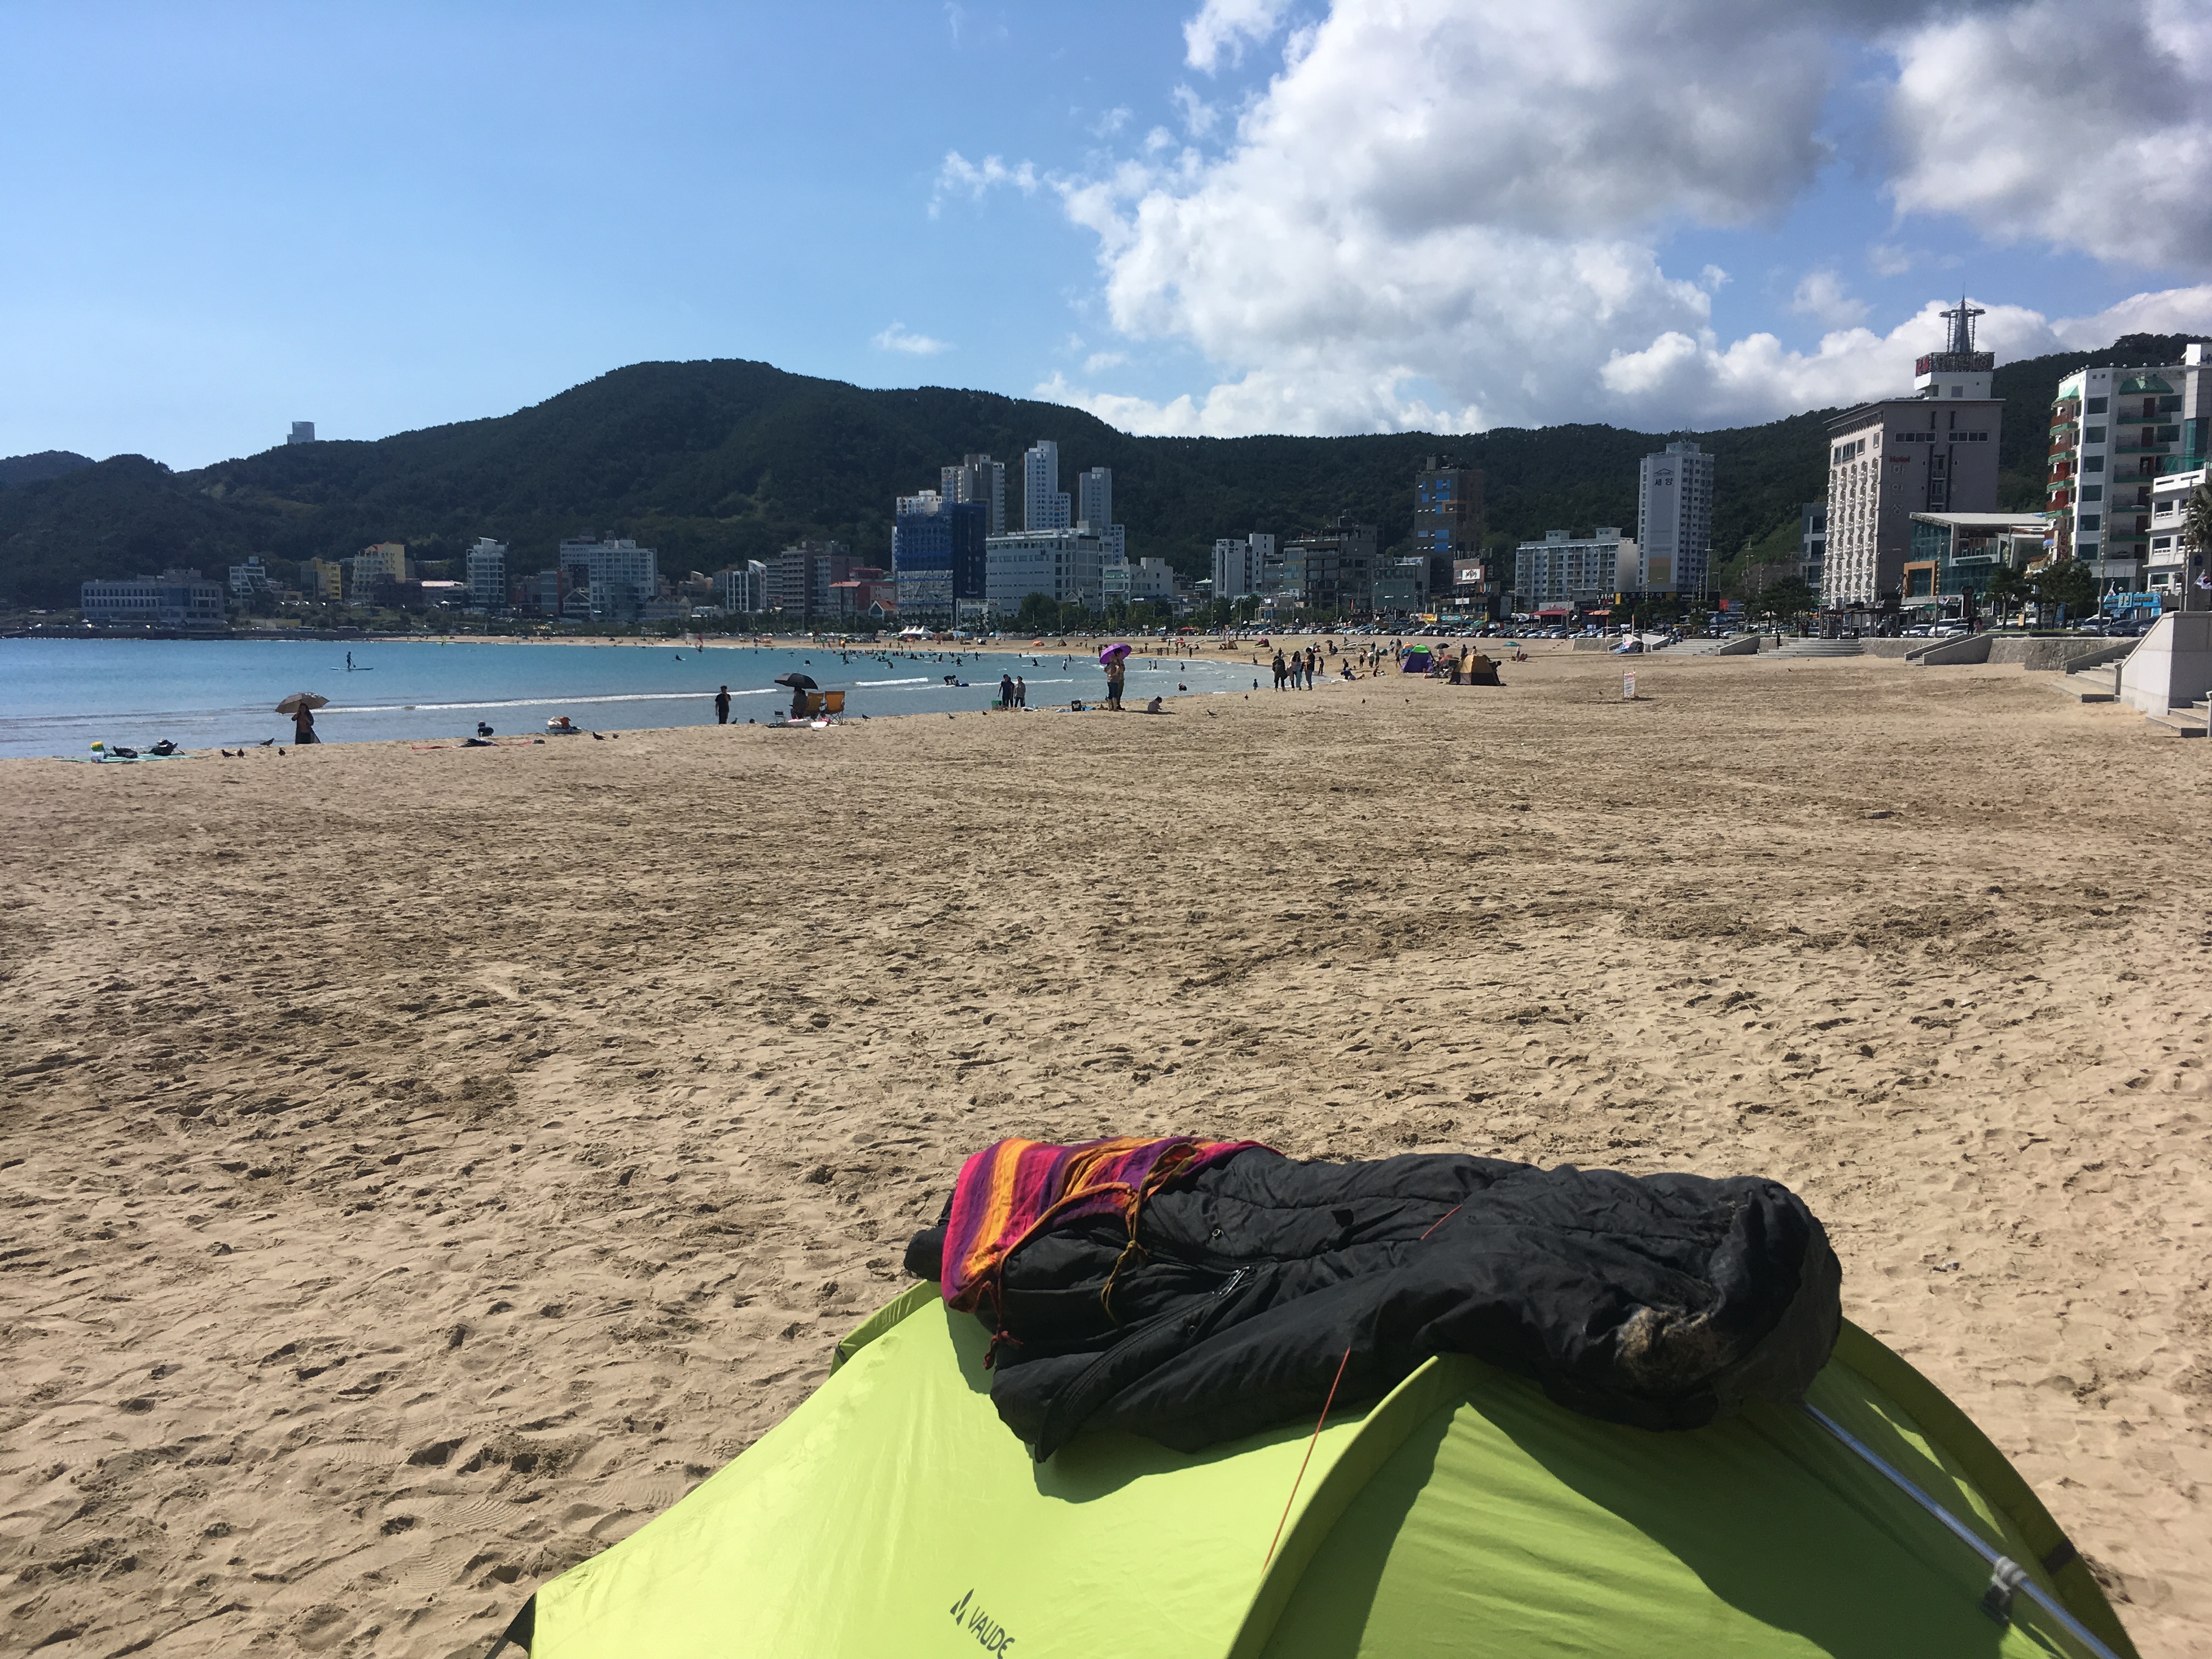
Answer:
0;335;2200;608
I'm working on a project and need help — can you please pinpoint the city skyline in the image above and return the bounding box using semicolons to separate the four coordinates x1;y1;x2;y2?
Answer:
4;1;2209;470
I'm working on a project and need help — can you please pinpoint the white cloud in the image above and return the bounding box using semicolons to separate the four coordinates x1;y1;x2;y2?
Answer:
1867;241;1916;278
872;322;951;356
1170;84;1219;137
1884;0;2212;268
1083;351;1130;373
1093;106;1133;138
1030;0;2212;437
930;151;1040;217
1184;0;1293;73
1790;269;1870;328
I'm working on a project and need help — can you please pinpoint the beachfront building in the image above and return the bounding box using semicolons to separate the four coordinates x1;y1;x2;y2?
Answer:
79;568;228;629
985;528;1106;614
1415;455;1488;614
829;567;898;621
1903;514;2050;621
2053;343;2210;597
557;536;659;622
1283;518;1381;617
893;492;989;623
348;541;408;607
1023;441;1071;532
1372;555;1430;615
1511;528;1634;619
764;540;854;624
301;557;344;603
1635;441;1713;599
2147;343;2211;602
1102;556;1178;610
287;421;315;444
465;538;507;610
227;556;273;599
714;560;770;616
1211;533;1277;601
1799;503;1826;591
1074;466;1126;562
941;454;1008;537
1822;297;2002;612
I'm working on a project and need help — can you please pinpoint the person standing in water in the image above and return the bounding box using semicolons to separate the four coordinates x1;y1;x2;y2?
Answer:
345;651;353;671
714;685;731;724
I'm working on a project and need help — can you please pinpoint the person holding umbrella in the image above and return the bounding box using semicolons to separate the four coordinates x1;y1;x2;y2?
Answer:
276;691;327;744
1099;643;1130;711
773;670;817;720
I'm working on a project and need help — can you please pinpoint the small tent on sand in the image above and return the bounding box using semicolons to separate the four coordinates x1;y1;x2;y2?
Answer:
490;1282;2134;1659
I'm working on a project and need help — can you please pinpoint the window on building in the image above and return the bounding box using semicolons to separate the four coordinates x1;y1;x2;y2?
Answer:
2083;484;2103;501
2080;514;2102;531
2086;396;2107;414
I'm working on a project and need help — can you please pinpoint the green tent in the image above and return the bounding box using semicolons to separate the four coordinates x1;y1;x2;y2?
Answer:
508;1283;2135;1659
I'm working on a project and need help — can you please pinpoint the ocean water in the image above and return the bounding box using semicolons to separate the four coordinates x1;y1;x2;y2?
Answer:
0;638;1263;759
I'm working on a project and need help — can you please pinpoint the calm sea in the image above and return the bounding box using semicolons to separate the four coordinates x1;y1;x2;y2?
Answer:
0;638;1262;759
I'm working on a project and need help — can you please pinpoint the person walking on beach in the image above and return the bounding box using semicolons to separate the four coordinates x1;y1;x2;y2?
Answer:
714;685;731;724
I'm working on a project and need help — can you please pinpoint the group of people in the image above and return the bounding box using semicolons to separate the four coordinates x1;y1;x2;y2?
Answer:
1270;646;1323;690
996;672;1031;709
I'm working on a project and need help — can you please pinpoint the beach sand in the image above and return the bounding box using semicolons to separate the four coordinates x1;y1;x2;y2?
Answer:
2;651;2207;1658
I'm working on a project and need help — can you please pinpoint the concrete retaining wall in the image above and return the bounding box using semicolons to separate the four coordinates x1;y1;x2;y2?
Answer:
1859;639;1920;658
1713;634;1762;656
1909;634;1994;666
1987;636;2132;671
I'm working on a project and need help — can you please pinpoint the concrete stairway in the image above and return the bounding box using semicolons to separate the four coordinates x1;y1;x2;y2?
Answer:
1660;636;1754;657
1775;638;1865;658
2144;697;2209;737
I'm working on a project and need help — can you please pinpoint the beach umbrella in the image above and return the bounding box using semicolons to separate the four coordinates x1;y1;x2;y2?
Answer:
1098;643;1132;665
772;672;818;690
274;692;328;714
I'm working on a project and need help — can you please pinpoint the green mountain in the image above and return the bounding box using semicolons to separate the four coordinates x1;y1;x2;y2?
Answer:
0;450;93;489
1;336;2200;609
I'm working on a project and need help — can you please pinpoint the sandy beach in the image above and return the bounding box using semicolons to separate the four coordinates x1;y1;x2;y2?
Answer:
3;649;2208;1658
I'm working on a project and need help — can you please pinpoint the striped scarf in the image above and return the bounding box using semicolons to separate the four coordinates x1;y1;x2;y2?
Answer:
940;1136;1264;1335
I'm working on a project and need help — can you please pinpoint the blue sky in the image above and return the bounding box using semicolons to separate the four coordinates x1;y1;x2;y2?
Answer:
3;1;2208;467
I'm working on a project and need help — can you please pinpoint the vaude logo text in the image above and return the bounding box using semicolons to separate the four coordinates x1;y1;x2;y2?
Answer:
947;1588;1017;1654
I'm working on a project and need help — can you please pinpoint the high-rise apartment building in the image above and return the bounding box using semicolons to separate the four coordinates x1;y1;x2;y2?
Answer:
1822;297;2003;610
2147;343;2211;601
941;454;1007;537
1211;533;1276;601
1073;466;1125;560
767;540;854;621
1635;441;1714;597
1413;455;1487;612
893;491;989;619
1024;441;1071;532
2050;343;2210;594
714;561;770;614
465;538;507;610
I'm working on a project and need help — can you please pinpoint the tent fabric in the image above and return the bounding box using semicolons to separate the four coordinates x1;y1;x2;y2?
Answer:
908;1149;1838;1461
518;1289;2134;1659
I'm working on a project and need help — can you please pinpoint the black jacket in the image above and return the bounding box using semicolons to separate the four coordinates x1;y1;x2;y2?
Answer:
906;1149;1838;1461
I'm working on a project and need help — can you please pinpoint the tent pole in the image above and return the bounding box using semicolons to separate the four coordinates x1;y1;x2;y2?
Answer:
1800;1404;2122;1659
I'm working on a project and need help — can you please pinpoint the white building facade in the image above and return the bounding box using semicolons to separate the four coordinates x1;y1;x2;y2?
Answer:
1635;441;1714;597
557;537;659;620
2146;343;2211;599
465;538;507;609
1511;529;1634;613
1211;533;1276;600
986;529;1105;613
80;568;228;629
1023;441;1070;532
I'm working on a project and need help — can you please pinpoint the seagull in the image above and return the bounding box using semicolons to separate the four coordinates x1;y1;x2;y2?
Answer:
259;737;274;747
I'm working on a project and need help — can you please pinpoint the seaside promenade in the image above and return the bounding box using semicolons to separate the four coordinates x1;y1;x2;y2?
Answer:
2;650;2207;1658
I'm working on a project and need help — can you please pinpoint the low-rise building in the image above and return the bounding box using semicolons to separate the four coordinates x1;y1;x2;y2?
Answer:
1904;514;2050;619
1372;556;1430;614
227;556;273;598
302;557;345;603
80;568;227;629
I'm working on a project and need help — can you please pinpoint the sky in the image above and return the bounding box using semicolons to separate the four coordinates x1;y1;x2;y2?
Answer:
3;0;2210;469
